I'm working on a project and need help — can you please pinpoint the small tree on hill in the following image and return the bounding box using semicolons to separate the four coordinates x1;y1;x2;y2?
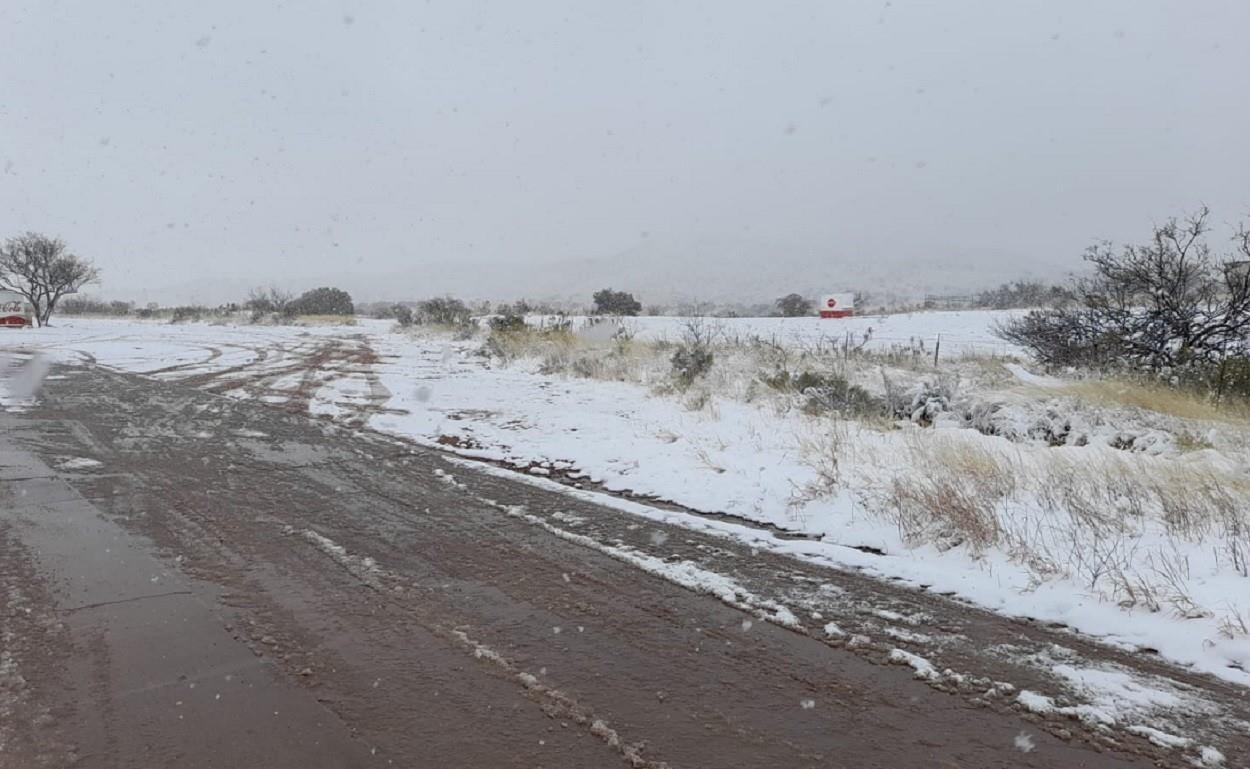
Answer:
418;296;472;325
592;288;641;316
974;280;1072;310
290;286;354;316
0;232;99;326
774;293;813;317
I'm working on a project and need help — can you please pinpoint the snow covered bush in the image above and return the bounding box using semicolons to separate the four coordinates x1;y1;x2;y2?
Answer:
671;344;713;388
417;296;473;327
881;376;960;425
763;369;882;417
488;312;527;332
670;319;716;388
169;306;205;324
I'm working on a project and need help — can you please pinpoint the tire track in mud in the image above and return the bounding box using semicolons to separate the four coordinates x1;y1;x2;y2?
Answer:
430;439;830;543
40;330;399;438
171;335;398;429
143;345;223;376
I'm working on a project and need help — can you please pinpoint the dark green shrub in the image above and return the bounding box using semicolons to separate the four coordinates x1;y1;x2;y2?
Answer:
764;369;884;417
592;288;642;316
170;306;204;324
671;344;714;388
418;296;472;326
289;286;354;316
489;313;527;332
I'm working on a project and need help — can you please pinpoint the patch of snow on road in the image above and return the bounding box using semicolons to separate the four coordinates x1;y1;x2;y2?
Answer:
888;649;938;681
57;457;102;471
883;627;933;644
448;628;662;767
1016;690;1057;714
299;529;383;589
498;503;804;632
1125;725;1192;749
1014;661;1220;755
1051;664;1188;719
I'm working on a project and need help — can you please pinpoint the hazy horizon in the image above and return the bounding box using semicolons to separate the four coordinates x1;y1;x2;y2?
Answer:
4;1;1248;305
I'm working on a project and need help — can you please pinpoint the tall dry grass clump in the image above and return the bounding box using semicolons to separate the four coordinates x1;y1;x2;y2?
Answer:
887;434;1016;551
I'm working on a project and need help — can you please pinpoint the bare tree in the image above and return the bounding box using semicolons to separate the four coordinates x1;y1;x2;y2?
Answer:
998;207;1250;371
0;233;99;326
245;286;295;322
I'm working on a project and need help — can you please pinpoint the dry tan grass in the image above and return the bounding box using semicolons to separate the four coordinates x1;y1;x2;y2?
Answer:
880;430;1250;618
485;325;578;363
887;434;1015;551
1061;379;1250;423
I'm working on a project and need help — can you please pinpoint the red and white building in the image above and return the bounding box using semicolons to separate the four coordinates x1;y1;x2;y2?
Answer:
818;293;854;319
0;291;33;327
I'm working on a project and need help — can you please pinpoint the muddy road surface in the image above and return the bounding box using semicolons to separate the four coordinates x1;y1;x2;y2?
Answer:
1;362;1246;768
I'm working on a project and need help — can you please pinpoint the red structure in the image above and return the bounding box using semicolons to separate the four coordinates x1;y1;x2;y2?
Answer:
818;294;854;319
0;293;32;327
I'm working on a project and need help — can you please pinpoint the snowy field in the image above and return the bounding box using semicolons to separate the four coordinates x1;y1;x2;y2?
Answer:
527;310;1024;358
3;312;1249;704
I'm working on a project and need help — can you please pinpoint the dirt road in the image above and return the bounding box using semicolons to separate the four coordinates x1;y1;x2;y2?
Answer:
2;362;1246;768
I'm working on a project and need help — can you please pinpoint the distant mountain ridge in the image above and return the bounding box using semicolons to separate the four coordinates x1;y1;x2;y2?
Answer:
125;237;1078;307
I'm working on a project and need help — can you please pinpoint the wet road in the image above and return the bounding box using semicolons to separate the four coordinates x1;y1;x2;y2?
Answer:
1;363;1244;768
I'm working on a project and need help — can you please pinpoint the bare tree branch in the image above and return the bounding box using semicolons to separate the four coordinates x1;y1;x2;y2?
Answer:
997;209;1250;374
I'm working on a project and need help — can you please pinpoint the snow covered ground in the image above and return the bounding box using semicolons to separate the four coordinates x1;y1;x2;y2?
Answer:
526;310;1023;358
3;313;1249;703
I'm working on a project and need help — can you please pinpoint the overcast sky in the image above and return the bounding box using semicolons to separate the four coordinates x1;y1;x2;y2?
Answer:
2;1;1248;303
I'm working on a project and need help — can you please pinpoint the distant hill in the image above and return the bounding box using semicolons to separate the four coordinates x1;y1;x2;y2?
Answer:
129;237;1078;308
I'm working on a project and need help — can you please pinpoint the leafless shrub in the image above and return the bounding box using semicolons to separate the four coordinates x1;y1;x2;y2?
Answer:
1147;548;1204;618
246;286;295;323
671;318;718;388
998;207;1250;374
792;418;846;503
1218;605;1250;639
